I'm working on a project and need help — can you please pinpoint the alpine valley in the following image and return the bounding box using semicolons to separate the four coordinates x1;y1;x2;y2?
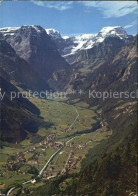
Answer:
0;25;137;196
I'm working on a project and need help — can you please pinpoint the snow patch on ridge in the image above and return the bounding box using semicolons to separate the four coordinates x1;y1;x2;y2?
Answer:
0;27;20;36
62;26;131;55
46;29;61;39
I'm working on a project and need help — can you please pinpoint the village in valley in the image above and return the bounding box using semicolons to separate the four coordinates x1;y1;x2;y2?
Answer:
0;98;112;194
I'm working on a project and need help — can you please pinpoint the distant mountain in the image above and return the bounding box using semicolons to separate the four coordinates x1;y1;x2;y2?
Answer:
46;29;62;40
73;36;126;73
68;35;137;105
49;36;126;91
45;28;69;55
45;26;133;63
0;26;132;66
0;25;69;79
0;40;49;91
82;35;137;102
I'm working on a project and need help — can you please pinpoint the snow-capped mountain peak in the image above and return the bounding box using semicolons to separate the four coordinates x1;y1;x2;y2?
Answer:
0;27;20;36
97;26;129;40
0;25;46;37
64;34;96;55
72;33;95;41
45;28;62;39
63;36;70;39
60;26;131;57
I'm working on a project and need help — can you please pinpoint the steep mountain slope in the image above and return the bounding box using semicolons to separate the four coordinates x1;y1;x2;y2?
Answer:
73;36;126;74
31;136;137;196
0;40;51;143
48;67;74;91
49;37;126;91
0;26;69;79
70;35;137;160
45;29;68;55
0;40;49;91
80;35;137;104
0;76;44;143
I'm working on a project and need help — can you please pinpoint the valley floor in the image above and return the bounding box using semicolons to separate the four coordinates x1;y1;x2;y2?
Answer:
0;97;112;195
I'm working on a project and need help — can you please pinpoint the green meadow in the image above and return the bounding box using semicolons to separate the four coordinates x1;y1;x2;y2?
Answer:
0;97;112;193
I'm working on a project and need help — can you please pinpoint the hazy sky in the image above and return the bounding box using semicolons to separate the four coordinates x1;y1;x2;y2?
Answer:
0;1;137;35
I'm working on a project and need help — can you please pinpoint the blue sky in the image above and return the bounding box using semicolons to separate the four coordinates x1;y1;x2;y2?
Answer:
0;1;137;36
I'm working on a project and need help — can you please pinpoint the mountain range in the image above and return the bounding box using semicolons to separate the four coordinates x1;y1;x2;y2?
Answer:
0;25;137;195
0;26;132;64
46;26;132;63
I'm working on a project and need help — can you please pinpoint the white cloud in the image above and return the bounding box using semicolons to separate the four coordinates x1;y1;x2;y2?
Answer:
124;20;137;29
80;1;137;18
32;1;137;17
32;1;73;11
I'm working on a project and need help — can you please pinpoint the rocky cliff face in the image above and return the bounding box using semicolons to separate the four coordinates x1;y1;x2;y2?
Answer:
73;36;126;71
72;35;137;106
0;40;49;91
0;26;132;65
0;25;69;79
49;37;127;92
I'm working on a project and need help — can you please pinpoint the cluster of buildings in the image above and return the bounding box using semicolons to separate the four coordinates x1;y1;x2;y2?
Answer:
39;134;64;149
62;152;81;174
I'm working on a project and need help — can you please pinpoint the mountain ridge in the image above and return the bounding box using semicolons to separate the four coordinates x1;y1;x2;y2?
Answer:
0;39;50;91
0;26;133;62
44;26;133;63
